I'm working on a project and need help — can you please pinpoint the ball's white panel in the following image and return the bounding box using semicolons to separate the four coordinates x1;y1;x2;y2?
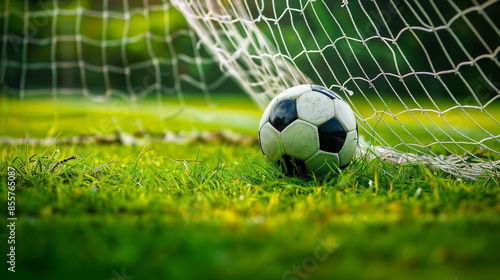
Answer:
280;120;319;161
338;130;358;166
259;122;284;162
305;150;339;176
276;84;312;100
296;91;335;126
259;97;278;129
333;99;357;132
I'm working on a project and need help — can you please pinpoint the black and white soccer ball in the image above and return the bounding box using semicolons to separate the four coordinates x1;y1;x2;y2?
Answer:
259;84;358;177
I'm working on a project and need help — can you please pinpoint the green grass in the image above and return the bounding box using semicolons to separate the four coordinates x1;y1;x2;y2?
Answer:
1;94;500;279
1;142;499;280
3;95;500;156
0;94;262;138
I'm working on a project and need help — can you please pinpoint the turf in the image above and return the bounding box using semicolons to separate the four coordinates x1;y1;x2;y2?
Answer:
3;95;500;152
1;94;500;279
0;94;262;138
1;142;499;280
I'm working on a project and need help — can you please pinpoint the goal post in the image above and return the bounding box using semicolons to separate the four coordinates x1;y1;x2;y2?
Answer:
1;0;499;178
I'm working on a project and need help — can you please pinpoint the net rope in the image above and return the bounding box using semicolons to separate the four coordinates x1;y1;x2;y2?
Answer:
1;0;499;178
0;0;231;117
172;0;500;179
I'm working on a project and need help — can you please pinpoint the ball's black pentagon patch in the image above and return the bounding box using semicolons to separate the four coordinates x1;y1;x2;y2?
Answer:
279;155;307;177
269;99;298;132
340;161;350;170
318;117;347;153
311;85;342;100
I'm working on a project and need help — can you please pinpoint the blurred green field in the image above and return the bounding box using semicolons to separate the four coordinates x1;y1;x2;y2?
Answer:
0;94;262;138
2;95;500;156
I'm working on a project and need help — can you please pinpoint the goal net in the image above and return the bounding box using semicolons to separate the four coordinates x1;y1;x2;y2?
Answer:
1;0;499;178
1;0;242;141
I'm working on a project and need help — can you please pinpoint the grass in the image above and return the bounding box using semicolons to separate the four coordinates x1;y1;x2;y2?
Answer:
0;94;262;138
1;94;500;279
2;94;500;155
1;142;499;280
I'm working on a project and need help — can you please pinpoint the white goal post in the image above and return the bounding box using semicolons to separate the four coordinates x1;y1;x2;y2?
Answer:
1;0;499;178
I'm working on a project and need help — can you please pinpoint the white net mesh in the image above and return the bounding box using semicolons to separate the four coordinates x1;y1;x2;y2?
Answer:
0;0;238;136
172;0;500;178
1;0;499;178
1;0;235;96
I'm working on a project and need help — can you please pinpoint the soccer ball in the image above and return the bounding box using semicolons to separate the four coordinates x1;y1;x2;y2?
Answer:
258;84;358;177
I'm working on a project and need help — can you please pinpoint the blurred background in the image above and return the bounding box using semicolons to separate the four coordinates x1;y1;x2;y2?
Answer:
2;0;497;98
1;0;499;155
1;0;241;96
